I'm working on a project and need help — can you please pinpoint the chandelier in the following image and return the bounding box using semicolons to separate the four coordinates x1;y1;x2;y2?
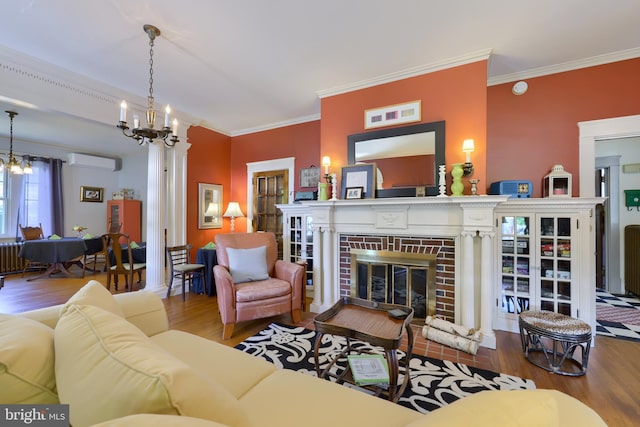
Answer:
117;24;179;147
0;111;32;175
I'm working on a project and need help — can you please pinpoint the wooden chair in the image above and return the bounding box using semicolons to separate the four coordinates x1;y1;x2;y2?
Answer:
19;223;45;277
83;222;123;274
102;233;145;291
166;244;205;301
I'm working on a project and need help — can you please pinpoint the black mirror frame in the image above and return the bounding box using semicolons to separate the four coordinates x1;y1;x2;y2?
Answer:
347;120;446;197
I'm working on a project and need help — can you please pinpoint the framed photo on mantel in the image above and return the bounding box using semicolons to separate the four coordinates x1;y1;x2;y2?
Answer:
341;163;376;199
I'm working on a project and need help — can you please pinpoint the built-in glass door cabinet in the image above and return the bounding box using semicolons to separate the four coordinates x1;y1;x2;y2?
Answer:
496;206;581;333
277;205;314;291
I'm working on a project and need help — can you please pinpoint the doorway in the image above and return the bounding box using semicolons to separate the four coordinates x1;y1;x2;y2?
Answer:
252;169;288;257
246;157;296;257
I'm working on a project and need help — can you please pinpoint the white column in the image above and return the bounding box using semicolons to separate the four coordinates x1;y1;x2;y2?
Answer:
166;141;189;246
144;142;167;296
479;230;497;349
310;225;323;313
461;230;476;329
321;227;334;310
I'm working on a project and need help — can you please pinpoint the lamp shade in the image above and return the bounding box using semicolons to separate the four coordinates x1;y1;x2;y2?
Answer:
462;139;475;153
223;202;244;218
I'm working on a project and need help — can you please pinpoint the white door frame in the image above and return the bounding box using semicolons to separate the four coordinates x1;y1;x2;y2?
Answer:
246;157;295;232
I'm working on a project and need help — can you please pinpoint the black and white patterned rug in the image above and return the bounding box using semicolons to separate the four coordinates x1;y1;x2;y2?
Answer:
235;322;535;414
596;290;640;342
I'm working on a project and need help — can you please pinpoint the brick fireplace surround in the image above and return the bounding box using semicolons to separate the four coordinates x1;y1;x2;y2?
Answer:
340;234;454;322
302;196;512;349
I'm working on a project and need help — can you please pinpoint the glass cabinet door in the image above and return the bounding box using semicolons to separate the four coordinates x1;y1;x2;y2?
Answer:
539;216;573;315
499;215;531;316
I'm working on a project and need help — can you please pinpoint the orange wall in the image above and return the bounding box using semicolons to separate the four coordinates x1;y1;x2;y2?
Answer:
321;61;488;193
186;125;231;249
188;121;320;238
487;57;640;197
186;57;640;242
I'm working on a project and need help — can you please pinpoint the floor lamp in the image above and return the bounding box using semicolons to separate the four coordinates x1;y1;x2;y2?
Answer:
223;202;244;232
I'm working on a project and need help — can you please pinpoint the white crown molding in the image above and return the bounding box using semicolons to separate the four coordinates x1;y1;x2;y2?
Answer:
316;49;493;99
487;47;640;86
230;113;321;137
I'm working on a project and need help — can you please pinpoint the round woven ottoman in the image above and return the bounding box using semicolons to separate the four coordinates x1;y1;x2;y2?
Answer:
518;310;592;376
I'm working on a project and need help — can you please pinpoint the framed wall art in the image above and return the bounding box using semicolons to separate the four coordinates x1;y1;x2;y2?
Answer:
341;163;376;199
80;186;104;202
300;166;321;188
365;100;421;129
198;183;223;229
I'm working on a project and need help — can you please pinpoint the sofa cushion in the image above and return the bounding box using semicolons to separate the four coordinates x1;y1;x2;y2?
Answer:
54;304;248;427
91;414;230;427
62;279;125;318
239;369;422;427
226;246;269;284
151;330;277;399
405;389;557;427
0;314;59;404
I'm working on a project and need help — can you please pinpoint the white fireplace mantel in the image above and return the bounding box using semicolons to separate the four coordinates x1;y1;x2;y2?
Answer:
281;195;603;350
298;195;510;349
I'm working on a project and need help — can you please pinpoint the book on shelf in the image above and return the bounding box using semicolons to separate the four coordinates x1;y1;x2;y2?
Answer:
347;354;389;386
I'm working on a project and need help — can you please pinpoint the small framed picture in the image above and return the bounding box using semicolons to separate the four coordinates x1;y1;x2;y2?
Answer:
80;186;104;202
300;167;321;188
345;187;364;199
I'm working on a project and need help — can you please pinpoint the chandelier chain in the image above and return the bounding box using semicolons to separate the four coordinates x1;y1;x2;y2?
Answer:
148;37;154;102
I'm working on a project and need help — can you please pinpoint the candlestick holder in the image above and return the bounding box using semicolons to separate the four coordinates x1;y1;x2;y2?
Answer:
437;164;447;197
469;179;479;196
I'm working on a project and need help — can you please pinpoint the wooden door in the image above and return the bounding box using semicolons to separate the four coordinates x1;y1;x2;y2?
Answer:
252;169;288;257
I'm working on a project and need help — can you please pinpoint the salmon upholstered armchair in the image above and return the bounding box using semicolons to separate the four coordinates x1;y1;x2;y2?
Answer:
213;232;305;339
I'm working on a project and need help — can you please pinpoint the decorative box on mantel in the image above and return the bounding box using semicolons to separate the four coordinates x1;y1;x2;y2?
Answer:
277;196;604;351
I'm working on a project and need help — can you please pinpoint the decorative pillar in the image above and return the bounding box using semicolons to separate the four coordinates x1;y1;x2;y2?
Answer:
166;141;189;247
144;142;167;295
310;225;323;312
460;230;476;328
480;230;497;349
321;227;334;310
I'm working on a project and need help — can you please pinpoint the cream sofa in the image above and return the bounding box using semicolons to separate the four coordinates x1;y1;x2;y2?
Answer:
1;281;607;427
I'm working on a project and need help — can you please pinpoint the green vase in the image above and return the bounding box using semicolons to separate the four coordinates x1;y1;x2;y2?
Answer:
318;182;329;201
451;163;464;196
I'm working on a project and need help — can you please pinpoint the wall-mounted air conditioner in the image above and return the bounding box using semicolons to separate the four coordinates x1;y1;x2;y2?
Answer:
68;153;119;171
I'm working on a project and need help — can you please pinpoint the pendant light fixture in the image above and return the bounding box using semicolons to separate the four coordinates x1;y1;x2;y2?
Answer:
117;24;179;147
0;110;32;175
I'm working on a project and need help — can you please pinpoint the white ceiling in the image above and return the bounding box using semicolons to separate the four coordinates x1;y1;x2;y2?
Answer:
0;0;639;158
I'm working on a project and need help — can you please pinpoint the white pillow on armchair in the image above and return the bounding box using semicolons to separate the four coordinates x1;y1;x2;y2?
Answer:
226;246;269;284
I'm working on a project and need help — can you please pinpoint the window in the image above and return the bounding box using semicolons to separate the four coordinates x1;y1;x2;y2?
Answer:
0;170;6;235
0;161;53;239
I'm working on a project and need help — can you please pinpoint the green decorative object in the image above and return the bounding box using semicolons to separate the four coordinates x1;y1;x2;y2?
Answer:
451;163;464;196
318;182;329;201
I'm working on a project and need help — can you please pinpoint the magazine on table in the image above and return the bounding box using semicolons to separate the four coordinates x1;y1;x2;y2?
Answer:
347;354;389;386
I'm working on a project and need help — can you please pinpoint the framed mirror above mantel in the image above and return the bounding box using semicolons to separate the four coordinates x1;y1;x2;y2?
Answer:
347;120;446;198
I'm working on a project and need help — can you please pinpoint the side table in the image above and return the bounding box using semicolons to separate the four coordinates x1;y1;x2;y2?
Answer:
194;248;217;296
313;296;414;402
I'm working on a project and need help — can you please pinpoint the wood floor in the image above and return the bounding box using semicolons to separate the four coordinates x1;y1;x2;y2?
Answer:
1;270;639;426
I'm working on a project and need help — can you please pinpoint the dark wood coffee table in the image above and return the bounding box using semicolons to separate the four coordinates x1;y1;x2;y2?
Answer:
313;296;414;402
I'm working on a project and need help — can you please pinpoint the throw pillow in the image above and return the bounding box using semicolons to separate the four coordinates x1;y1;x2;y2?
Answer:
54;304;248;427
226;246;269;284
61;280;124;318
0;314;59;404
